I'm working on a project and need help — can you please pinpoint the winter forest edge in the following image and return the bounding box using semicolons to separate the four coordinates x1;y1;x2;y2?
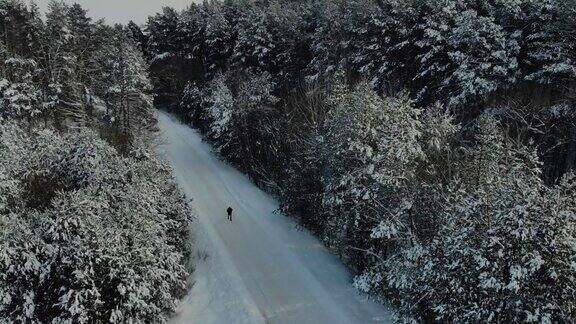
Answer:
1;0;576;323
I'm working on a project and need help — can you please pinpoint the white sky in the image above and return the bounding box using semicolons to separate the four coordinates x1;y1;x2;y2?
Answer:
34;0;198;24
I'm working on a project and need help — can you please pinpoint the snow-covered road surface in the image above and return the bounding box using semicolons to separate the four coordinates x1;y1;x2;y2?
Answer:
157;111;392;324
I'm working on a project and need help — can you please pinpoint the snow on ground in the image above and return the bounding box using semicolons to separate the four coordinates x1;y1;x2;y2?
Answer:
157;111;393;324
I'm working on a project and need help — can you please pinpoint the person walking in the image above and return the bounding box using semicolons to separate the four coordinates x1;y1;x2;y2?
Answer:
227;206;233;222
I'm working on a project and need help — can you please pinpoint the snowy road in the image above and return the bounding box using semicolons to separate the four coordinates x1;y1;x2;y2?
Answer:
157;111;392;324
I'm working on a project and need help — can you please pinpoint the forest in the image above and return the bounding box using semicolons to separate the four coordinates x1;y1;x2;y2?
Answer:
0;1;193;322
138;0;576;322
1;0;576;322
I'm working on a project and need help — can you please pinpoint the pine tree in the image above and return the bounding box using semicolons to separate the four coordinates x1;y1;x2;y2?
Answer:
66;4;96;86
127;20;147;53
145;6;180;61
180;81;205;124
0;0;42;57
0;123;192;323
307;0;348;82
321;81;424;270
144;7;197;111
101;26;154;149
204;2;233;78
522;0;576;85
231;6;272;73
387;115;576;322
349;0;418;95
415;0;519;108
43;0;87;128
206;74;234;149
0;58;43;122
178;4;206;62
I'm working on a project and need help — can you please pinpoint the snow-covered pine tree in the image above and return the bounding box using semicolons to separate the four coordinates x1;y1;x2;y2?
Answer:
43;0;91;128
145;7;180;62
177;4;206;63
203;69;284;184
0;58;43;123
66;4;95;85
231;72;280;171
231;5;272;73
320;80;425;271
387;115;576;322
415;0;519;108
0;0;46;125
348;0;417;95
522;0;576;86
0;0;42;58
127;20;147;53
265;1;311;92
144;6;202;112
307;0;348;82
100;26;154;149
205;74;234;152
0;123;192;323
204;2;232;78
180;81;205;125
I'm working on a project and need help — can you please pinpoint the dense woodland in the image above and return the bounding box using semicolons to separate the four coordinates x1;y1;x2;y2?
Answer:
0;1;193;322
1;0;576;322
138;0;576;322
